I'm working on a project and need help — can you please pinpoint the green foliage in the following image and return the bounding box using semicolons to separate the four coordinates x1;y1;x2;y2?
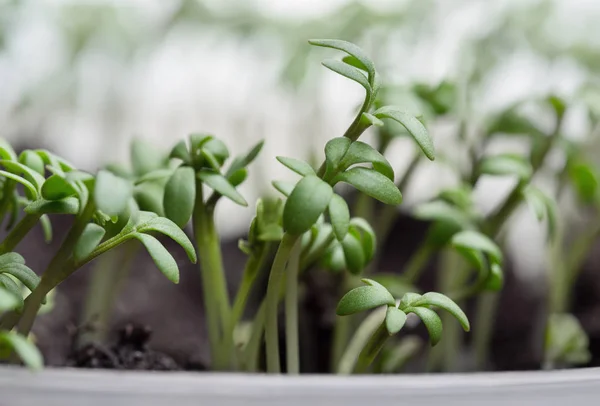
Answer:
94;170;133;216
328;194;350;241
333;167;402;205
283;175;333;235
0;331;43;370
545;313;591;367
164;166;196;228
336;279;395;316
74;223;106;261
478;154;532;180
373;106;435;160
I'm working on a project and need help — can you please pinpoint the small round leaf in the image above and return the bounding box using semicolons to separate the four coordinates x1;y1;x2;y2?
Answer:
163;166;196;228
385;306;407;335
283;175;333;235
333;167;402;205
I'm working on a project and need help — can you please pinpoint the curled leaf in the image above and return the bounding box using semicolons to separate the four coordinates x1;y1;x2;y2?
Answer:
374;106;434;160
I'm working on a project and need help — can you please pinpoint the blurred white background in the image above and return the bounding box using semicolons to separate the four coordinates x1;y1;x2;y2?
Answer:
1;0;599;271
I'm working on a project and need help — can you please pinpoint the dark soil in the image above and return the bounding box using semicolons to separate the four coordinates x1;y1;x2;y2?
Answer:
68;324;181;371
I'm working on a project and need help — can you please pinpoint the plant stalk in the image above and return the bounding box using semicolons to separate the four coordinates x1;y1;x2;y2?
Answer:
193;183;231;370
285;240;302;374
265;232;298;373
337;308;386;374
0;213;42;255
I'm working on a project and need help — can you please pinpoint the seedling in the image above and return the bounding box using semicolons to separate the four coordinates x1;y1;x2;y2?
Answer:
0;142;197;367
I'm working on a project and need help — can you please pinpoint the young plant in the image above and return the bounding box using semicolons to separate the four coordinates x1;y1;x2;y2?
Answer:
162;133;264;370
335;279;469;373
0;141;197;367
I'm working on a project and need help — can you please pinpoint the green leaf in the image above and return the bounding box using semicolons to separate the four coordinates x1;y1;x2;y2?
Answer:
361;112;384;127
226;140;265;177
228;168;248;187
137;216;197;263
545;313;590;367
523;186;558;240
414;292;470;332
0;139;17;161
328;194;350;241
133;233;179;283
568;161;599;205
341;232;365;275
0;263;39;293
399;292;423;309
342;55;367;71
203;138;230;166
0;331;43;370
1;159;46;190
322;244;346;272
385;306;407;335
41;174;77;201
338;141;394;180
163;166;196;228
414;200;473;230
336;284;395;316
169;140;191;163
333;167;402;205
272;180;296;197
94;170;133;217
407;306;443;346
451;230;503;264
201;148;222;170
131;138;165;176
321;59;371;94
276;157;316;176
25;197;79;215
135;169;173;185
133;182;165;216
0;286;19;311
374;106;435;160
197;170;247;206
283;175;333;235
74;223;106;262
0;252;25;267
0;274;23;307
325;137;352;170
547;95;567;119
349;218;376;263
40;215;52;243
479;154;532;180
485;263;504;291
309;39;375;81
0;171;38;199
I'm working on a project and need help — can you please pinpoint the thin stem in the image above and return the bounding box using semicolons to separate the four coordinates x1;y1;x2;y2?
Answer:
285;240;302;374
0;213;41;254
265;232;298;373
337;307;386;374
78;241;138;347
16;199;96;337
230;243;270;338
330;273;351;370
193;183;231;370
354;321;390;374
244;300;266;372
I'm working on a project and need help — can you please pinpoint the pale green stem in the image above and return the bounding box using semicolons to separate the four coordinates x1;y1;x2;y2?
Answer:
193;183;231;370
337;308;386;374
265;233;298;373
285;240;302;374
0;213;41;254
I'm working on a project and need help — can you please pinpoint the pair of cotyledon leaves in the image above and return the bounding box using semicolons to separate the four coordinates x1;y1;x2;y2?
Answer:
336;278;469;346
310;39;435;160
274;137;402;239
160;134;264;228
